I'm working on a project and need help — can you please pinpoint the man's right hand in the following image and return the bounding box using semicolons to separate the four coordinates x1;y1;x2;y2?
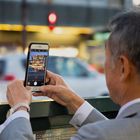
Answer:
7;80;32;107
33;71;85;114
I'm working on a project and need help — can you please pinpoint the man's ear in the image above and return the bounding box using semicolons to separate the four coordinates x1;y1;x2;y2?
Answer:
118;55;131;81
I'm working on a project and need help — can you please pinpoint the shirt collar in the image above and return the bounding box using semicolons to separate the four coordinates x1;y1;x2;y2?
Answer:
117;98;140;117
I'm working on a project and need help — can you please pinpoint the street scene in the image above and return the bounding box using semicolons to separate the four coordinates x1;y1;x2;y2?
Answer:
27;49;48;86
0;0;140;140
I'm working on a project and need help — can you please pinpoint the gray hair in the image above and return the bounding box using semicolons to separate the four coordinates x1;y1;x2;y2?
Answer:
108;8;140;73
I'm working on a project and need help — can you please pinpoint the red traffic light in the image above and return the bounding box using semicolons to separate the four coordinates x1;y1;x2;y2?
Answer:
48;12;57;24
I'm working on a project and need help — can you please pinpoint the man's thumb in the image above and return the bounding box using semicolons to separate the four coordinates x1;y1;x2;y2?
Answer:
40;85;58;92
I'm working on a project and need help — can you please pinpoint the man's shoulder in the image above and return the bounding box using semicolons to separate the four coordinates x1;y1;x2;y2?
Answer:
76;118;140;140
92;117;140;132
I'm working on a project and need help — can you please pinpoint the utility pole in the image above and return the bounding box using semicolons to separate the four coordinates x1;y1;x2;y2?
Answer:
21;0;27;51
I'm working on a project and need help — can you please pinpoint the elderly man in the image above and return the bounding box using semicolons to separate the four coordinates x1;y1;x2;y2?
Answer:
2;9;140;140
34;9;140;140
0;81;34;140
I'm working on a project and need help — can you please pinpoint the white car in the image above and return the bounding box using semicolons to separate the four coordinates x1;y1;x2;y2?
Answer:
0;54;108;102
0;54;26;102
0;54;26;81
48;56;108;98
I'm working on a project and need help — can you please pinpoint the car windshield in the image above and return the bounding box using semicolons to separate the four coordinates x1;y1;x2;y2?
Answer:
22;58;27;70
48;57;89;77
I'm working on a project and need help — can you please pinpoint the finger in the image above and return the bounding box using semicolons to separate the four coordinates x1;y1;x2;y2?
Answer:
47;70;57;78
46;71;61;85
33;89;65;105
40;85;58;93
20;80;25;86
33;85;60;98
32;92;45;96
6;87;13;107
19;80;26;88
26;86;31;91
45;78;51;85
33;92;51;97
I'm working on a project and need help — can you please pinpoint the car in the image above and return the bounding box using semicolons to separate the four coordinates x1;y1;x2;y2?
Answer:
47;56;109;98
0;54;26;81
0;53;26;102
0;53;108;102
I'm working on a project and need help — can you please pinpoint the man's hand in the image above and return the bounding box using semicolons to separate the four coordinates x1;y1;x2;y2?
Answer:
33;71;85;113
7;80;32;107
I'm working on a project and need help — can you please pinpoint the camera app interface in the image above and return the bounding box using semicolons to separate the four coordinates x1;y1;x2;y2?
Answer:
27;48;48;86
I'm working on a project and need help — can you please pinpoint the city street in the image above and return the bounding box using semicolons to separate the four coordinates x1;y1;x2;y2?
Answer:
0;0;138;140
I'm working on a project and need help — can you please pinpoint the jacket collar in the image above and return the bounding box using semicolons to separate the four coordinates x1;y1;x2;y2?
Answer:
116;102;140;119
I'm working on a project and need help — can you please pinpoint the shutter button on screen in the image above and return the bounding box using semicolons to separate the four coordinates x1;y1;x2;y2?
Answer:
34;81;37;86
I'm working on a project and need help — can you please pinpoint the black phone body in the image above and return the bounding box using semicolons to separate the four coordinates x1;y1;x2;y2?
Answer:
24;43;49;92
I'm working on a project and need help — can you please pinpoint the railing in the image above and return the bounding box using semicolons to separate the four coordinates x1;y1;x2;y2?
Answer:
0;97;120;139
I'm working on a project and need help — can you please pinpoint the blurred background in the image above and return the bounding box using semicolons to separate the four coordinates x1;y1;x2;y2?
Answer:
0;0;139;101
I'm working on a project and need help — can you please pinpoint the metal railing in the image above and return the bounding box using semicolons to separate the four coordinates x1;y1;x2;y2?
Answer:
0;97;120;139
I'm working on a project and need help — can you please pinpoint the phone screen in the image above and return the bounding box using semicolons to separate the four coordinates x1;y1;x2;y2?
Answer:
25;43;49;87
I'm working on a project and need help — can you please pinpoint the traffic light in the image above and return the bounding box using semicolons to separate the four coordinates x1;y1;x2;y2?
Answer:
48;12;57;31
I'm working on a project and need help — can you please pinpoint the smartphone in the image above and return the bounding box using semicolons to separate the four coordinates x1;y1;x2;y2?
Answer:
24;43;49;92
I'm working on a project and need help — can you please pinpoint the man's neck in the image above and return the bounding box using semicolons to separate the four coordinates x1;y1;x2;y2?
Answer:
120;95;140;106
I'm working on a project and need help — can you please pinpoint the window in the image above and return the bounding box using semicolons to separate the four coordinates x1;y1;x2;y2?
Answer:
48;57;89;77
0;60;6;77
21;58;27;70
